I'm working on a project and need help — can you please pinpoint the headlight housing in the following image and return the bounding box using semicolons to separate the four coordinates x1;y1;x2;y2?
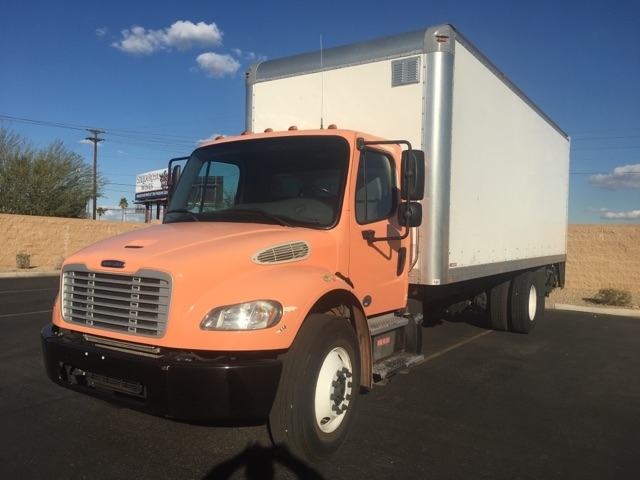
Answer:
200;300;283;331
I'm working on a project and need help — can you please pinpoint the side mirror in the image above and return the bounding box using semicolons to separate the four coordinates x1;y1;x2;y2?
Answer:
398;202;422;227
170;164;181;187
401;150;425;201
167;155;189;204
168;164;181;202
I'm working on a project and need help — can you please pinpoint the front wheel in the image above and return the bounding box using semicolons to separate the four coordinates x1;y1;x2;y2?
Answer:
268;314;360;463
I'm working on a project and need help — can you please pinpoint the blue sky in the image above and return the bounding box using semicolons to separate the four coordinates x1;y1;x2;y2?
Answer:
1;0;639;223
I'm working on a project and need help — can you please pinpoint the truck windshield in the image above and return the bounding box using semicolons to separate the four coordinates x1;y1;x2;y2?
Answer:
165;136;350;228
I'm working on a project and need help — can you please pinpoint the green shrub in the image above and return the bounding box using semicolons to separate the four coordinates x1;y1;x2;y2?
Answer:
16;253;31;269
595;288;632;307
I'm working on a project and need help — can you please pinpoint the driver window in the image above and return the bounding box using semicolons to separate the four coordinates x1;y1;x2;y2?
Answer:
355;151;394;224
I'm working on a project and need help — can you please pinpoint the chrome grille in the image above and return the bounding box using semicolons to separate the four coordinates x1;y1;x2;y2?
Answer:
62;267;171;337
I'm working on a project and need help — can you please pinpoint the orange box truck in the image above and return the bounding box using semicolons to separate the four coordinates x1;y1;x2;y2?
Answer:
42;24;569;462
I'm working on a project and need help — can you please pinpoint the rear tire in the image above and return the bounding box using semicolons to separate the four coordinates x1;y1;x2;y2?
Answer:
268;314;360;463
489;278;511;332
510;269;545;334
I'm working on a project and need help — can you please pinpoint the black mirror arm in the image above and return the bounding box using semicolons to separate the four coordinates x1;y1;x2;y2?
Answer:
362;224;410;244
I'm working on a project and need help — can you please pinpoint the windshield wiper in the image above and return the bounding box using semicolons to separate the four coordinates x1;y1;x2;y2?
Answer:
165;208;200;222
225;208;294;227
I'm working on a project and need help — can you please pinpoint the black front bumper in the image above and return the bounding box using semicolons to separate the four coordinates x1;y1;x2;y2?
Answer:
41;324;282;422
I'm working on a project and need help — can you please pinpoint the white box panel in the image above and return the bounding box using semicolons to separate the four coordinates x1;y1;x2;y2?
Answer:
251;58;424;148
447;43;569;271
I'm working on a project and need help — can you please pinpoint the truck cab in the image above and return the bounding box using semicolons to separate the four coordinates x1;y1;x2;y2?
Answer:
42;127;425;463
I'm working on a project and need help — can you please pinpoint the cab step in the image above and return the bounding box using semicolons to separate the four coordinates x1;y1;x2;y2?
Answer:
373;351;424;381
368;313;408;335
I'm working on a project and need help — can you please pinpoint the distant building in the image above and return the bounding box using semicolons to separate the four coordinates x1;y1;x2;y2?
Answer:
134;169;168;222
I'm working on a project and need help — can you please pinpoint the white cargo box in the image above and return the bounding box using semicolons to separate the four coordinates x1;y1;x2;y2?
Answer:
246;24;569;286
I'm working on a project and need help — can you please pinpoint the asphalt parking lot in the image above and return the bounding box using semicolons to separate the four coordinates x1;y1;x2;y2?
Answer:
1;276;640;479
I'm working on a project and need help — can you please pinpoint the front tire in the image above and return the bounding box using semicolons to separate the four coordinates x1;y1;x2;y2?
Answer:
268;314;360;463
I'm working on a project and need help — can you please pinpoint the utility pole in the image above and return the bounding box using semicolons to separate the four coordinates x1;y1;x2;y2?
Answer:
85;129;105;220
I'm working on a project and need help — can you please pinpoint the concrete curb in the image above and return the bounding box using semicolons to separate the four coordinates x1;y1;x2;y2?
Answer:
0;271;59;278
547;302;640;318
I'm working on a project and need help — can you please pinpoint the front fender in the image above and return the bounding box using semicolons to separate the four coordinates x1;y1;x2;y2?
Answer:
172;265;354;351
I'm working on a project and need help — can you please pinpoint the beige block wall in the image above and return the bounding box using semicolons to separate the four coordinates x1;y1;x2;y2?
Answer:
0;213;155;271
1;214;639;293
565;224;640;293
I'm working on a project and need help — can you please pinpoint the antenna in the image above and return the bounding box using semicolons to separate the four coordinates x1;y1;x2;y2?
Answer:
320;34;324;129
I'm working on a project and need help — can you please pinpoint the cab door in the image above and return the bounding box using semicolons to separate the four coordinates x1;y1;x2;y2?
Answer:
348;148;409;316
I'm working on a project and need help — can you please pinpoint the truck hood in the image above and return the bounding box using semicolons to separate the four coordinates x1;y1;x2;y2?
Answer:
64;222;335;277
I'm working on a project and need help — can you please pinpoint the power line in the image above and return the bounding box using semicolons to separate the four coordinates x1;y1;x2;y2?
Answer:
572;145;640;151
571;172;640;175
572;135;640;141
0;114;88;132
0;114;220;150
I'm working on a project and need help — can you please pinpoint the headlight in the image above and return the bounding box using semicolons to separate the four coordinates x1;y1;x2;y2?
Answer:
200;300;283;331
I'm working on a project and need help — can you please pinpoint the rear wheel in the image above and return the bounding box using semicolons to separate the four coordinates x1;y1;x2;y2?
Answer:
489;278;511;332
268;314;360;463
510;269;545;334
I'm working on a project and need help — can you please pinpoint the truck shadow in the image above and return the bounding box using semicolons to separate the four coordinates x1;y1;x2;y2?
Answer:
204;443;325;480
423;304;492;331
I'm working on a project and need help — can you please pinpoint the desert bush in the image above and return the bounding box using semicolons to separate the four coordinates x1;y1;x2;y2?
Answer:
16;253;31;269
595;288;632;307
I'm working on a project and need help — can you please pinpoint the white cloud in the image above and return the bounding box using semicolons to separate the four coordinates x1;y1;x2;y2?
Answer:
197;133;227;145
586;206;640;221
96;27;108;37
195;52;241;77
588;164;640;190
165;21;223;51
586;207;609;213
601;210;640;220
111;21;223;55
112;26;163;54
79;139;102;146
232;48;267;63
